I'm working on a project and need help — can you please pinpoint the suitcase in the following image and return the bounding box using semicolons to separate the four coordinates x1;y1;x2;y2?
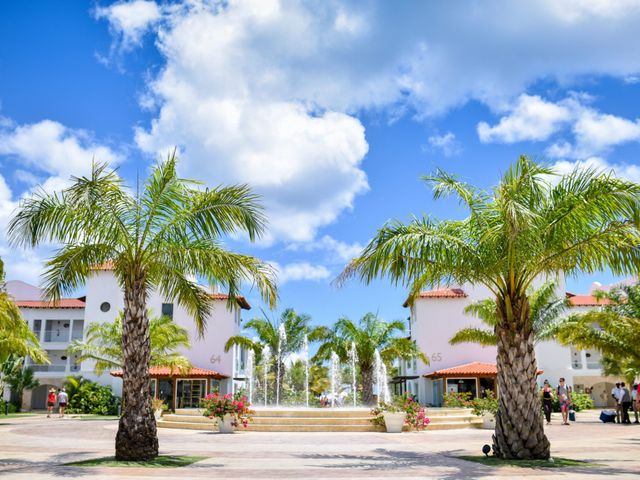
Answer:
599;410;616;423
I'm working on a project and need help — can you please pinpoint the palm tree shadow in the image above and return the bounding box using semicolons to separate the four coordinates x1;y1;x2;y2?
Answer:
297;448;638;479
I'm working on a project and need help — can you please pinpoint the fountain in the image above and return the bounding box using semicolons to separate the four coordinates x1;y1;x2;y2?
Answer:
330;351;340;408
246;349;254;405
261;344;271;407
302;334;310;407
276;323;287;406
348;342;358;407
374;349;390;404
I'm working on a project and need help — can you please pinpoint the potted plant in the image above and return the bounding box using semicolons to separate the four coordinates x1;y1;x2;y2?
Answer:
151;398;165;420
201;392;254;433
471;391;498;429
370;394;430;433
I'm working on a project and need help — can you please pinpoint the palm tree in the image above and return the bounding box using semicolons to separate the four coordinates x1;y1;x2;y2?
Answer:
450;282;567;347
224;308;326;403
340;156;640;459
315;313;427;405
551;283;640;384
0;258;47;364
2;357;39;411
8;153;277;460
67;313;192;375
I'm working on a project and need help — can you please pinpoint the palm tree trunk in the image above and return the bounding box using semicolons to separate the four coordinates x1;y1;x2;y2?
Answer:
493;294;549;459
361;364;374;405
115;280;158;461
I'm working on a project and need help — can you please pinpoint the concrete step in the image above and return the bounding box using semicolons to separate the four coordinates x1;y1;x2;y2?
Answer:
173;407;474;417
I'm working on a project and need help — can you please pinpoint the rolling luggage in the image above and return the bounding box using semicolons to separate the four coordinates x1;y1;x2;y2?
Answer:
599;410;616;423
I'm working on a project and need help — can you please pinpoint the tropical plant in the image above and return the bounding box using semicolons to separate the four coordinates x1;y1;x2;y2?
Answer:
550;283;640;384
201;392;254;428
8;153;277;460
471;391;499;417
340;156;640;459
315;313;427;405
224;308;326;403
4;359;39;411
0;258;47;364
443;391;473;408
550;392;593;413
370;394;430;430
67;312;192;375
64;376;119;415
450;281;567;347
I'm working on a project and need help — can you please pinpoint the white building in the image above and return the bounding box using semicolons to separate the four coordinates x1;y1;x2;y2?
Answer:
7;265;251;410
401;282;618;408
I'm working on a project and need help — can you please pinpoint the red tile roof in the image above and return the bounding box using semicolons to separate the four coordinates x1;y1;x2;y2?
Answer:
403;288;467;307
566;293;612;307
15;298;86;309
424;361;543;378
210;293;251;310
110;366;228;379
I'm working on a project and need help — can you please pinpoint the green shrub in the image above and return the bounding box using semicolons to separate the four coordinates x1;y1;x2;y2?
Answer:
550;392;593;412
443;391;473;408
471;391;498;416
64;376;119;415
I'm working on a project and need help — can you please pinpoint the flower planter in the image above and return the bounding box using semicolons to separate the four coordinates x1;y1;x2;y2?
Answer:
218;414;236;433
383;412;406;433
481;413;495;430
154;409;163;421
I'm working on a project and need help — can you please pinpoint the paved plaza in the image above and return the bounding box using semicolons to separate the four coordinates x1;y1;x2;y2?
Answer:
0;412;639;479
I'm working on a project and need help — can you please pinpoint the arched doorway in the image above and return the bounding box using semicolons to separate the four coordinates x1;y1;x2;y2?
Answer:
590;381;616;408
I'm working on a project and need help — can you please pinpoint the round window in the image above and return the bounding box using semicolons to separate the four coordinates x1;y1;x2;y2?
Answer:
100;302;111;312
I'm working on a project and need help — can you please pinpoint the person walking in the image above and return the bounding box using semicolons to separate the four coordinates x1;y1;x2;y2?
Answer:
620;382;632;424
631;384;639;424
57;388;68;418
557;378;572;426
542;380;553;425
46;388;56;418
612;382;623;423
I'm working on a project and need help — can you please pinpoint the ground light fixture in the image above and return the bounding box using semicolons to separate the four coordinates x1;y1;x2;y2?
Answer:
482;444;491;457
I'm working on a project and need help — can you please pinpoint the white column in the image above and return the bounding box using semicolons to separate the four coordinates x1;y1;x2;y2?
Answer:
580;350;588;371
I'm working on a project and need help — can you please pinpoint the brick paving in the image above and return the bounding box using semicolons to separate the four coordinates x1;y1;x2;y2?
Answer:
0;411;639;479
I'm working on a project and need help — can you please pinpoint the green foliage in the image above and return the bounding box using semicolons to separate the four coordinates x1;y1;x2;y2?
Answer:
443;391;474;408
64;376;119;415
3;357;39;411
370;394;430;430
471;391;499;416
225;308;326;402
67;313;192;375
550;283;640;384
457;456;597;469
450;281;568;347
550;392;593;413
0;259;47;364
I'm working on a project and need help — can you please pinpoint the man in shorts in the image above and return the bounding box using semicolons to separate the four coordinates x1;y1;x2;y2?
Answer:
557;378;572;426
57;388;68;418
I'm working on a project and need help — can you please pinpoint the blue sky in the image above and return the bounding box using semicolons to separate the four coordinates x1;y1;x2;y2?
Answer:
2;1;640;326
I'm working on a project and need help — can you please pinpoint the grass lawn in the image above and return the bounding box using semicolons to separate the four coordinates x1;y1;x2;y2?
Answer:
66;455;208;468
457;455;599;469
1;413;37;419
67;414;120;421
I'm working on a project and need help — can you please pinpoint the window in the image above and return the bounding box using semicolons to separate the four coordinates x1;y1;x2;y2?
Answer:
44;320;70;342
32;320;42;339
161;303;174;320
100;302;111;312
71;320;84;341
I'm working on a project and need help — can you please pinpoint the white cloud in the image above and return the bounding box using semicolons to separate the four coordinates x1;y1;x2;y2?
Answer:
553;156;640;183
95;0;161;48
0;119;121;192
270;261;331;284
573;109;640;154
99;0;640;241
477;95;572;143
286;235;364;263
426;132;461;157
